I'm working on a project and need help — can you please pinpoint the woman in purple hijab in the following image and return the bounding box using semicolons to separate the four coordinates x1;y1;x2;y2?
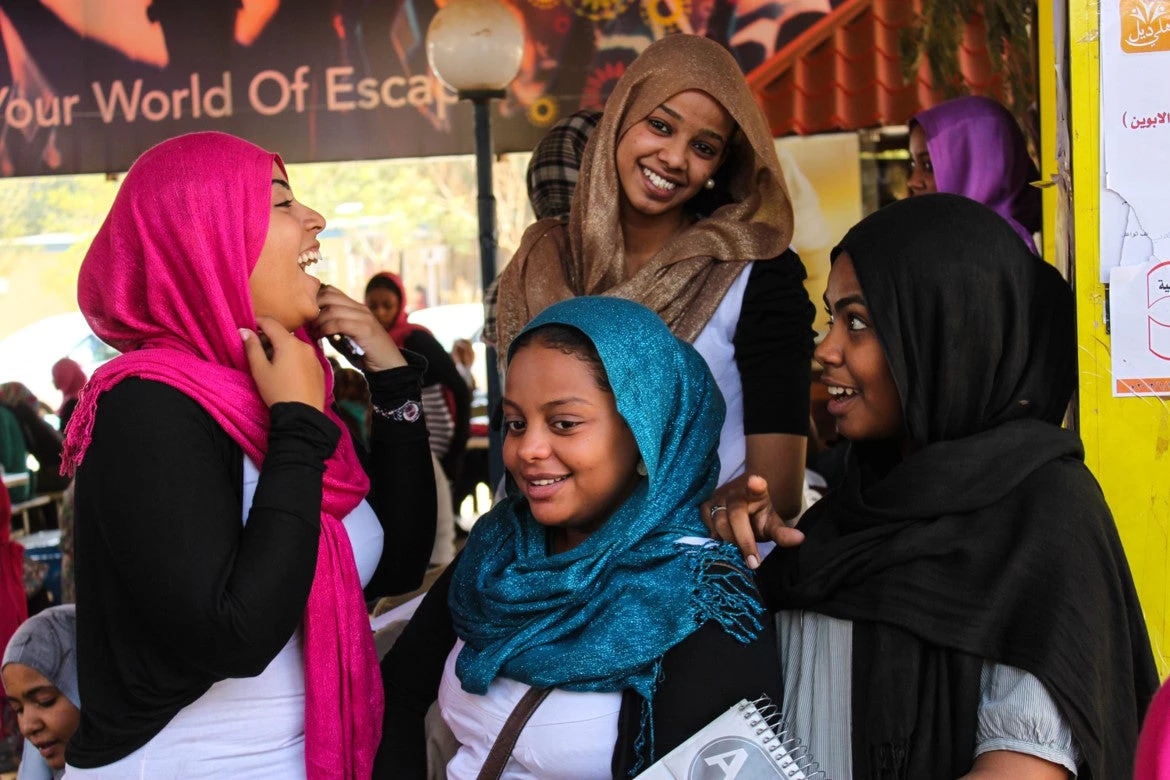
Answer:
907;96;1042;254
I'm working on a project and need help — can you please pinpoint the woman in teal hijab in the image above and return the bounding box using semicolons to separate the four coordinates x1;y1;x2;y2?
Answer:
376;296;782;778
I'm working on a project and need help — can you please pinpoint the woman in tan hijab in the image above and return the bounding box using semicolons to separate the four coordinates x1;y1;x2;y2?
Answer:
497;34;815;536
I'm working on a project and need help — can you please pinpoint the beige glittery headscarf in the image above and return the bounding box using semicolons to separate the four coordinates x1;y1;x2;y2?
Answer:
496;33;794;353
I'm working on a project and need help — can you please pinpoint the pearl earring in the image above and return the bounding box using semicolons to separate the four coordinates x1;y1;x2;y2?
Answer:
636;460;648;477
704;178;715;190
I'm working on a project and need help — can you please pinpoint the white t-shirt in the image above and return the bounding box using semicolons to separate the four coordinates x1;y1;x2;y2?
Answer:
436;538;716;779
64;457;382;779
439;638;622;780
692;264;751;487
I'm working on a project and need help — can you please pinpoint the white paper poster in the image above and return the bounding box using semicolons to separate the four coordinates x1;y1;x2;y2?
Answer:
1100;0;1170;395
1109;260;1170;396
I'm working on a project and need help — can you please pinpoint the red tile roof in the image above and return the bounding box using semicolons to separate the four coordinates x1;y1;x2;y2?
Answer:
746;0;1005;135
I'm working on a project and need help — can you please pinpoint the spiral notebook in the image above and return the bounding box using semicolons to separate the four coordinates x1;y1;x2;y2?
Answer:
634;696;824;780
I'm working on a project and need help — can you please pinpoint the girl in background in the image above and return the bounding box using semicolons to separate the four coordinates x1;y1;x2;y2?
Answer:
3;606;78;779
50;360;87;433
907;95;1041;253
365;272;471;486
366;272;470;566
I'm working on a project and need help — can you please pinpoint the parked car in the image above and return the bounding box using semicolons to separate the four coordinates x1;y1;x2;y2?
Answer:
408;303;487;392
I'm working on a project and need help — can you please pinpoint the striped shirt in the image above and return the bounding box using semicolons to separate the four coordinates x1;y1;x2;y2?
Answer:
421;384;454;460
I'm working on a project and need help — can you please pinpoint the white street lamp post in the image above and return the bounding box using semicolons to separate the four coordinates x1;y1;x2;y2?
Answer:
427;0;523;490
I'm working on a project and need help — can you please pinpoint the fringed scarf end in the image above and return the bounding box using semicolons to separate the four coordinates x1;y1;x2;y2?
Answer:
687;544;764;643
60;384;98;476
629;664;661;777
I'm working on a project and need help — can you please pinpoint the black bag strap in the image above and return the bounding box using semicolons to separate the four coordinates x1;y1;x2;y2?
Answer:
475;686;553;780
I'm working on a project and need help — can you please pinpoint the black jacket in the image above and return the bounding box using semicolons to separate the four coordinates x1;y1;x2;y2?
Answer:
67;361;435;768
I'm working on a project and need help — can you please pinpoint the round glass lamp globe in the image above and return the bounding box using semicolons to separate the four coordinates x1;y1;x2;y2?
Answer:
426;0;524;92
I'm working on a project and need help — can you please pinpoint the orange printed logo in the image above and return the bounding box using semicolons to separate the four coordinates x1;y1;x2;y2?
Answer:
1122;0;1170;52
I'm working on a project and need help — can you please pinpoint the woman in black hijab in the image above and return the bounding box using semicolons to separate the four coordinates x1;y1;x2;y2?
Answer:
743;194;1157;778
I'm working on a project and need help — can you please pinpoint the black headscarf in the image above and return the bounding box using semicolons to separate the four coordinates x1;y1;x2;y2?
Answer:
759;194;1158;779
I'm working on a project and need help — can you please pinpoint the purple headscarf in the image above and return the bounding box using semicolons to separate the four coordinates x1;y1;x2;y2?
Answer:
912;96;1041;254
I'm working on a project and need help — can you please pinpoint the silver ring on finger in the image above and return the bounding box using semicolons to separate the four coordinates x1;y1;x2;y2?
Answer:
710;504;728;517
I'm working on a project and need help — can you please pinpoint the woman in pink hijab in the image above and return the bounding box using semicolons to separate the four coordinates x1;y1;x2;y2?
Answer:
51;357;87;432
61;132;436;779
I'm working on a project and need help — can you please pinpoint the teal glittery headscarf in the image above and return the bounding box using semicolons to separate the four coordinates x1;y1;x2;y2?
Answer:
449;296;762;766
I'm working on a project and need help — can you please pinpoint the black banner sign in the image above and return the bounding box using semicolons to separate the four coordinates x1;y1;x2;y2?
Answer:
0;0;842;176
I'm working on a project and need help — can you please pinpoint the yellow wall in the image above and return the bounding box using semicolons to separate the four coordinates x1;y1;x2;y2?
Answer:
773;133;863;334
1066;1;1169;674
1037;0;1059;268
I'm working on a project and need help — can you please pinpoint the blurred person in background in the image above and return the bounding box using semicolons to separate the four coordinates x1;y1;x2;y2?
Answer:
907;95;1041;254
366;273;469;567
50;361;87;434
329;358;372;450
0;384;67;496
1136;680;1170;779
1;405;31;503
0;486;27;774
449;339;475;392
365;273;471;488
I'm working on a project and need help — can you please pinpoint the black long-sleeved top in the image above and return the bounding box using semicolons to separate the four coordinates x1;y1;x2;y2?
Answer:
734;250;816;437
402;329;472;481
374;561;782;778
67;360;436;768
59;397;78;432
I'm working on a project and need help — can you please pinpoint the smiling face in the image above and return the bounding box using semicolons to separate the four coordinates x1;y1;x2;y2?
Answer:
906;124;937;196
503;341;642;551
816;252;905;443
614;89;734;224
247;162;326;331
2;663;80;770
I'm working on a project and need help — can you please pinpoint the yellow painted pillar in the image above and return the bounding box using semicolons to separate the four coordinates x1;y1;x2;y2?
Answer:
1037;0;1059;267
1067;1;1169;674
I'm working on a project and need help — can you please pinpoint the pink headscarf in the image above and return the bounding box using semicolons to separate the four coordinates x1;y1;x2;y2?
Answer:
63;132;381;778
1136;679;1170;779
52;357;87;411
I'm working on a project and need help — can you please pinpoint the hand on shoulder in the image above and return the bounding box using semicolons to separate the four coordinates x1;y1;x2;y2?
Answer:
700;473;804;569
